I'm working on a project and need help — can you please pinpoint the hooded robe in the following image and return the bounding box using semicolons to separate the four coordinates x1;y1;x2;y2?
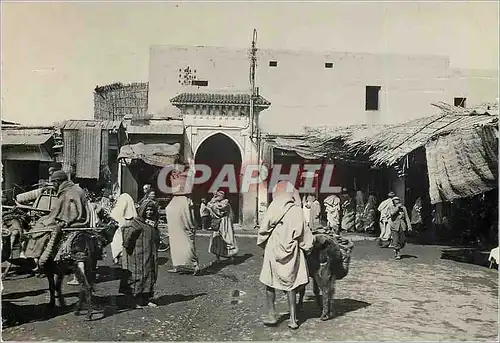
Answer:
24;180;90;260
119;200;159;297
257;181;314;291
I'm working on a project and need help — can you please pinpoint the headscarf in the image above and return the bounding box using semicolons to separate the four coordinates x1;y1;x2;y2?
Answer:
110;193;137;227
51;170;68;182
137;199;159;220
324;194;341;211
257;181;301;247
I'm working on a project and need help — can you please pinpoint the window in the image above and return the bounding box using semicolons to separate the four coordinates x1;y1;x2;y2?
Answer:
454;97;466;108
191;80;208;87
269;61;278;67
325;62;334;69
365;86;381;111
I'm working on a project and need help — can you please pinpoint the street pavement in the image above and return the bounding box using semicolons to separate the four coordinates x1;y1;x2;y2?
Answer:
1;236;498;341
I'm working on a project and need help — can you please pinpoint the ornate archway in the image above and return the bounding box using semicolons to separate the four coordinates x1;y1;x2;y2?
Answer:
194;132;242;224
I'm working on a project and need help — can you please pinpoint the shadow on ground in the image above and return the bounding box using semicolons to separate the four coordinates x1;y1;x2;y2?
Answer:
95;265;124;283
1;292;79;328
196;254;253;279
296;297;370;325
441;248;494;268
84;292;208;321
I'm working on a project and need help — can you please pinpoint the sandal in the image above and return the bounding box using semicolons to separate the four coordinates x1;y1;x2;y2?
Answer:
67;279;80;286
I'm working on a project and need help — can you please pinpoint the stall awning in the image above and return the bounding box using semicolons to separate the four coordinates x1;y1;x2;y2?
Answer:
1;132;52;146
426;124;498;204
125;119;184;135
118;142;181;167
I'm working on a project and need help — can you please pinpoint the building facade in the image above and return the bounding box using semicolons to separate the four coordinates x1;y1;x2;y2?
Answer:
146;45;498;225
148;45;498;133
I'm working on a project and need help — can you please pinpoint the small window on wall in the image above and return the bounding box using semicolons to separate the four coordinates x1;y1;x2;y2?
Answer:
269;61;278;67
365;86;381;111
325;62;334;69
454;97;466;108
191;80;208;87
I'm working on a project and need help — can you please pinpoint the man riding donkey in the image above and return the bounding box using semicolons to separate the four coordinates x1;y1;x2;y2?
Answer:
22;170;91;273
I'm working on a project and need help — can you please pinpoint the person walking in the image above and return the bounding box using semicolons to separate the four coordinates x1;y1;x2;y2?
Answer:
119;199;160;308
257;181;314;330
199;198;211;231
377;191;396;247
388;196;412;260
165;172;200;275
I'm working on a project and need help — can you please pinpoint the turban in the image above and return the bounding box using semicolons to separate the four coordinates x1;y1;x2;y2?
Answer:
51;170;68;182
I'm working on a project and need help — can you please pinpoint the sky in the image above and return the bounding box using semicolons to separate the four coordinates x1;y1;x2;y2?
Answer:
1;1;498;125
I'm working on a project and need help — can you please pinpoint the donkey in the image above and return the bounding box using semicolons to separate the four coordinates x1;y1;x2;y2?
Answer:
297;233;354;321
42;219;118;320
3;211;118;320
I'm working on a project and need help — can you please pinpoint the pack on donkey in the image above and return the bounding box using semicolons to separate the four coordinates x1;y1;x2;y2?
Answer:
19;171;118;319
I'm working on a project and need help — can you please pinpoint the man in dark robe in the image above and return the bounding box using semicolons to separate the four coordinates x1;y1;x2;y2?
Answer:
119;199;160;309
23;170;90;270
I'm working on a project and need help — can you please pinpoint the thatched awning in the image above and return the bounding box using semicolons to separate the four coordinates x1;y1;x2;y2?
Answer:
426;124;498;204
118;142;181;167
347;102;499;166
263;126;373;163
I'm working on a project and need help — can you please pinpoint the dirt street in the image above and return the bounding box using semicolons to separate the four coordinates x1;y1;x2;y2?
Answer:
2;237;498;341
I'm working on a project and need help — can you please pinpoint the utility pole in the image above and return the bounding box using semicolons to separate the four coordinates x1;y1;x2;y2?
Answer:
249;29;260;228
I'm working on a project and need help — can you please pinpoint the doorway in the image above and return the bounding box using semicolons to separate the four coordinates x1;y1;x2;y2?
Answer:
194;133;242;223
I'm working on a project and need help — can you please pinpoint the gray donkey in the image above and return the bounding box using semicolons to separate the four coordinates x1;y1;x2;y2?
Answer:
297;232;354;321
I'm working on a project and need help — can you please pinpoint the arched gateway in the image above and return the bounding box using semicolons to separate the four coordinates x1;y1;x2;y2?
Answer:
170;91;271;225
194;132;242;223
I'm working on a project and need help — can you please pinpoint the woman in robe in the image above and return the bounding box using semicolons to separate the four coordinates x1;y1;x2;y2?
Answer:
120;199;160;308
109;193;138;265
411;197;424;233
309;195;322;230
258;181;314;330
207;191;239;263
165;187;200;274
324;194;341;234
362;195;378;234
340;190;355;232
355;190;365;233
378;191;396;247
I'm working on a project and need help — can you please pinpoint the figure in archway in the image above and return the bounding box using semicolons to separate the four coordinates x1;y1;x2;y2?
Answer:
194;132;242;224
207;191;239;263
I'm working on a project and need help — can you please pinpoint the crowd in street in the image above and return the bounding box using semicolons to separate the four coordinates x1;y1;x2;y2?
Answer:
4;165;496;330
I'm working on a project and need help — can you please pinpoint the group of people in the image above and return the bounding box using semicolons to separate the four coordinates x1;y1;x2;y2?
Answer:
7;166;413;325
299;190;375;234
107;180;239;307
